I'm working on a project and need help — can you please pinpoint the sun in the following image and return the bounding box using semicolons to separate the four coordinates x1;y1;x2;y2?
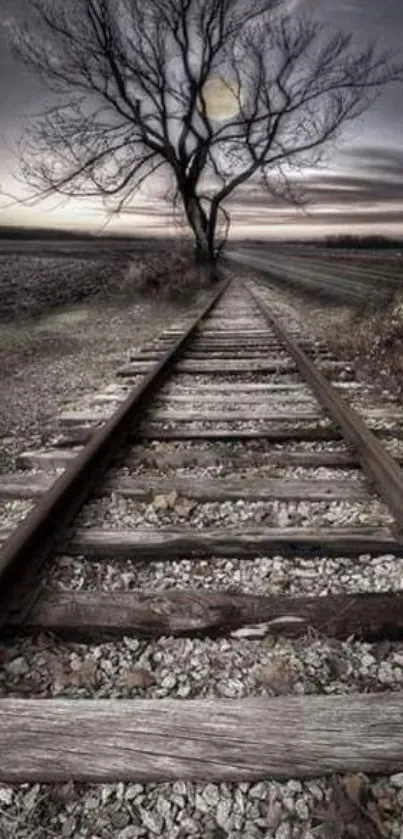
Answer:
200;77;242;120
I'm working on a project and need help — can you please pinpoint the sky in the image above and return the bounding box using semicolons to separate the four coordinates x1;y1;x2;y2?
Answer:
0;0;402;240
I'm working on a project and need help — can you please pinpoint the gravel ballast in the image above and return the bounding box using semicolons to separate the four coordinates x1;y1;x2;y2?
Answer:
75;495;392;530
51;551;403;596
3;631;403;701
0;773;402;839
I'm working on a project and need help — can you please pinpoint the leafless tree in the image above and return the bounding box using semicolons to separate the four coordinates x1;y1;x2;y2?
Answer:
7;0;402;261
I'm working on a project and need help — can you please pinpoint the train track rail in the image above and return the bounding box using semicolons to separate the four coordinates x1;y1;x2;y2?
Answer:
2;270;403;792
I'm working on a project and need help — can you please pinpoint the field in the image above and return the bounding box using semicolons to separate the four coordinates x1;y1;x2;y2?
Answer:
226;239;403;403
228;240;403;305
2;235;401;316
0;236;196;321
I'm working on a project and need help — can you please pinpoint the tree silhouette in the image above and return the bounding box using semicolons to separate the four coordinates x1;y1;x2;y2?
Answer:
8;0;403;261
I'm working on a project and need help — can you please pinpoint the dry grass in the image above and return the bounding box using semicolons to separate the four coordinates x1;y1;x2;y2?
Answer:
324;292;403;395
0;318;83;379
0;240;211;379
119;241;214;301
0;237;210;325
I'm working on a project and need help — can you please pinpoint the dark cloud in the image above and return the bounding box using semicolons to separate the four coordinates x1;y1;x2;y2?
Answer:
226;143;403;222
305;174;403;207
232;208;403;227
340;145;403;176
0;1;45;127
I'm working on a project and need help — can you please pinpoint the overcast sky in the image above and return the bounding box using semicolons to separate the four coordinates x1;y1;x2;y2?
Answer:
0;0;402;239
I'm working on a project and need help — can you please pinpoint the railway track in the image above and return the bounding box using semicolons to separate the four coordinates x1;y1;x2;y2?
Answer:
2;269;403;830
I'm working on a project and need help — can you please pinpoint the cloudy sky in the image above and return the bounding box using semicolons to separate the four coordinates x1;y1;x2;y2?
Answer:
0;0;402;239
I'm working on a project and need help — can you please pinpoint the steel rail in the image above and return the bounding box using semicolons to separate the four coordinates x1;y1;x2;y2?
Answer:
0;276;230;627
245;279;403;531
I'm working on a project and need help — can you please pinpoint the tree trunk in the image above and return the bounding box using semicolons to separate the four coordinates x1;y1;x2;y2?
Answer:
183;193;217;264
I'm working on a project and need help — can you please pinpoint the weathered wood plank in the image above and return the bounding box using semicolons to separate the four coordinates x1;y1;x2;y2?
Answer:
0;473;55;499
109;476;368;502
200;317;264;322
91;393;127;405
198;332;278;337
196;343;328;351
0;474;369;502
2;694;403;782
188;338;327;346
18;588;403;641
157;382;355;392
17;450;79;470
0;526;393;557
57;409;403;430
182;338;289;345
58;411;116;427
196;333;286;339
318;360;355;369
154;392;315;403
187;348;327;357
131;351;294;360
53;426;344;445
91;381;361;401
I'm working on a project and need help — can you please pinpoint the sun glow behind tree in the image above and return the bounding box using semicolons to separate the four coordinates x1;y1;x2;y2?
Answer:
4;0;402;259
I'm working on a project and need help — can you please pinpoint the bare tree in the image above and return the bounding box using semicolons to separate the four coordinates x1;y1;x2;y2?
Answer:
7;0;402;261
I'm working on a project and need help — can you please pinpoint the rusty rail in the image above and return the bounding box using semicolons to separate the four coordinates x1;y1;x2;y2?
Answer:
0;277;230;626
246;280;403;532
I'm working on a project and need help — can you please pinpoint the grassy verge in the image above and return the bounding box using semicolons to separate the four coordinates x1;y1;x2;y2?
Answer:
324;292;403;396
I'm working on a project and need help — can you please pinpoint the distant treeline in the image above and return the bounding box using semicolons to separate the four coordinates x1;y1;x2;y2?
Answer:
324;234;403;249
0;226;95;240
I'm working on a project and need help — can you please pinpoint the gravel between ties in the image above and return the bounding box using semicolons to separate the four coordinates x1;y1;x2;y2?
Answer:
75;494;392;530
1;774;403;839
52;550;403;597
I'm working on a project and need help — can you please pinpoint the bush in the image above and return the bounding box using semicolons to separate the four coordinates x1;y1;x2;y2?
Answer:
121;243;212;300
327;291;403;392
